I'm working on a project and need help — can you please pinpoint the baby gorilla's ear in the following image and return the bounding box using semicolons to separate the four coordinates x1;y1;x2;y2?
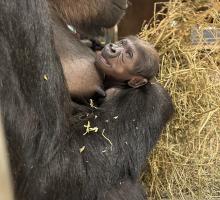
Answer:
128;76;148;88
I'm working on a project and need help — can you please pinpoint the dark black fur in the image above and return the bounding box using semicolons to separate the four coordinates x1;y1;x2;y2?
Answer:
0;0;173;200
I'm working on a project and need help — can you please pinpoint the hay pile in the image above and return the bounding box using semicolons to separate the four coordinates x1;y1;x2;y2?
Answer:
140;0;220;199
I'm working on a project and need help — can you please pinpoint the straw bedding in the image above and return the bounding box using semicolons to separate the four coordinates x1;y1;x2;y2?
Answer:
139;0;220;199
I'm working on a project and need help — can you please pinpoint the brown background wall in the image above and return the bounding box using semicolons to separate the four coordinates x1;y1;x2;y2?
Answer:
118;0;167;38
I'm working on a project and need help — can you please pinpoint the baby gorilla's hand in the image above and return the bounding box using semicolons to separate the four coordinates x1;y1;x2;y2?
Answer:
105;87;122;101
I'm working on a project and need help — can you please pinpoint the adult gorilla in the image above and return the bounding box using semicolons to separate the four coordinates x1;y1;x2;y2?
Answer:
0;1;173;200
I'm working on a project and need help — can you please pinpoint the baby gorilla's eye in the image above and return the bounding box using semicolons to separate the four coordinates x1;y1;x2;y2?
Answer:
125;51;133;58
118;39;127;46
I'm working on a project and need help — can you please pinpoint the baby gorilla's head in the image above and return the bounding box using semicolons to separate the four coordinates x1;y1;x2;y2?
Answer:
95;36;159;88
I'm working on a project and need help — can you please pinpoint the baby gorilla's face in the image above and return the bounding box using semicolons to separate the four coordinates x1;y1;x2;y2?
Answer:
95;38;139;81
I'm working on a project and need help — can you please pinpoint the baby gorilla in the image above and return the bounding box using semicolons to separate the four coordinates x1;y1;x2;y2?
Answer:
59;35;159;99
95;36;159;96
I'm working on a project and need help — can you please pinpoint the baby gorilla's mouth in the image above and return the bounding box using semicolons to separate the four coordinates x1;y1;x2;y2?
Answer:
97;52;111;68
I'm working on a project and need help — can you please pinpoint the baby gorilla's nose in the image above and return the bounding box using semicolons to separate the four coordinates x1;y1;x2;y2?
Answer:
109;43;116;54
109;43;118;56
